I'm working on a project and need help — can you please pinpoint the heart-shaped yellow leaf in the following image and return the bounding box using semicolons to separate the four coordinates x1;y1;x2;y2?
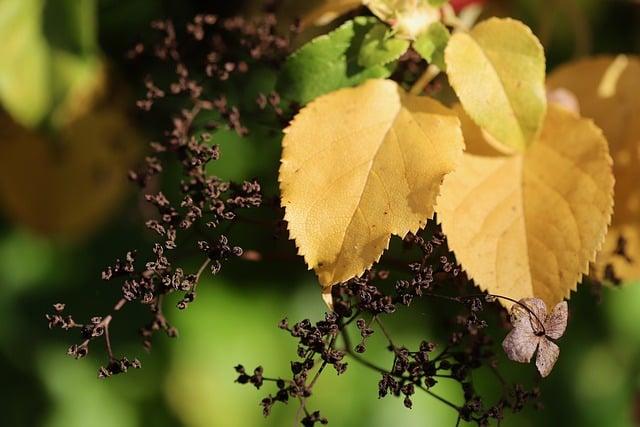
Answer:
548;55;640;284
445;18;546;152
436;105;614;307
280;79;464;288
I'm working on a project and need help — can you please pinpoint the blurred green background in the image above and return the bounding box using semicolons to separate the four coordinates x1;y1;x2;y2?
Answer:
0;0;639;426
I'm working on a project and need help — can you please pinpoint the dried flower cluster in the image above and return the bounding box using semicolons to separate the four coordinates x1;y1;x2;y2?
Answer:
236;230;542;426
47;10;296;378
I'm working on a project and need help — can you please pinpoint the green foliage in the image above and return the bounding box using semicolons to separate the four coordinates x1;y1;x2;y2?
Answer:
43;0;97;55
357;23;410;68
0;0;51;128
0;0;100;129
412;21;450;69
277;17;397;105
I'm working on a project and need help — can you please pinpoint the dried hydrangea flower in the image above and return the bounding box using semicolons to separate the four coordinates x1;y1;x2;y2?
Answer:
502;298;568;377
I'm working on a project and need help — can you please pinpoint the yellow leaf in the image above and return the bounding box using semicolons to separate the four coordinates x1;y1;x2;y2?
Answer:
445;18;546;152
280;79;464;288
436;105;614;307
452;103;513;157
0;96;143;239
548;55;640;283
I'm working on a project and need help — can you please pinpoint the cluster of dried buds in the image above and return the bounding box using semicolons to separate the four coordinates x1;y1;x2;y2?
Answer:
236;229;542;426
46;11;295;378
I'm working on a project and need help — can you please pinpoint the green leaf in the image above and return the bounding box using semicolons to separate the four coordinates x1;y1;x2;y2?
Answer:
428;0;449;6
43;0;98;55
0;0;100;129
444;18;546;151
358;23;410;68
277;17;397;105
412;21;450;69
0;0;51;127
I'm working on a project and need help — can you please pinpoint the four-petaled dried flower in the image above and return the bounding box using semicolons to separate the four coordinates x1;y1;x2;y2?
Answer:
502;298;568;377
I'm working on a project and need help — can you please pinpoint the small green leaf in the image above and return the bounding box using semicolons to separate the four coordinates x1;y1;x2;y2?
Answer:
0;0;51;127
412;21;450;69
445;18;546;151
358;23;410;68
277;17;397;105
0;0;101;129
428;0;449;6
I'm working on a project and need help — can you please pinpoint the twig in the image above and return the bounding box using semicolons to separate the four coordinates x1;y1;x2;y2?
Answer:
373;316;395;348
417;384;461;411
84;298;127;360
192;258;212;291
104;321;115;361
295;335;337;425
409;64;441;95
425;292;548;336
340;325;462;413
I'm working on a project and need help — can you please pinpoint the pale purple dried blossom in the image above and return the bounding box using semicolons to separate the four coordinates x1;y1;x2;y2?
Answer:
502;298;568;377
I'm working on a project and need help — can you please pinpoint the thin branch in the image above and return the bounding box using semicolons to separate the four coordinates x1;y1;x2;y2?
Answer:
373;316;395;348
417;384;461;411
104;321;115;361
192;258;212;291
81;298;127;360
295;335;337;425
341;326;462;413
426;292;548;336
